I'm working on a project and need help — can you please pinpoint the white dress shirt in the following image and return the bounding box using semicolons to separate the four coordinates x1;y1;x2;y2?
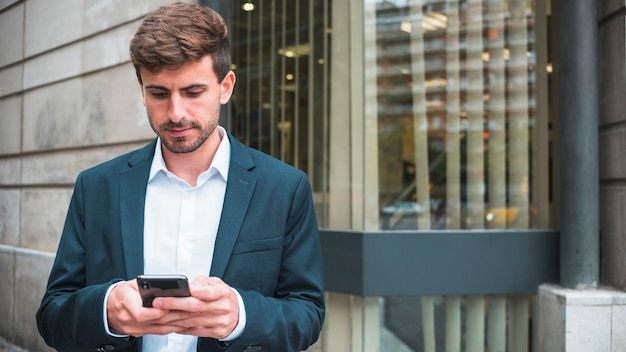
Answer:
104;127;245;351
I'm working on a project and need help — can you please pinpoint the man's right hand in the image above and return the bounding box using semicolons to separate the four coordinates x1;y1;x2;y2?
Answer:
106;279;195;337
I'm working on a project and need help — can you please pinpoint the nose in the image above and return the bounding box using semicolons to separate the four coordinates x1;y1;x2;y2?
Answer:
168;94;185;122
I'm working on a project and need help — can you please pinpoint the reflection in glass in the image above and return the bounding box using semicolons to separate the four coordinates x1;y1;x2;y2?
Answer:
374;1;548;351
376;0;550;232
228;0;332;224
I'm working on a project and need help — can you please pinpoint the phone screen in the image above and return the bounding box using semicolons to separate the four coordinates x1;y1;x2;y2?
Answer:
137;274;190;307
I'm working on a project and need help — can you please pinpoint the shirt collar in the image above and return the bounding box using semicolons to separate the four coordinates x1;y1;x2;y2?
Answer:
148;126;231;185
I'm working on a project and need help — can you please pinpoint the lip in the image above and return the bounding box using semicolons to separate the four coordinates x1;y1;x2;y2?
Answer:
167;128;192;138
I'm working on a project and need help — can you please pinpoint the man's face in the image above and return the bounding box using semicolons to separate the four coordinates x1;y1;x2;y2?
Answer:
139;55;235;154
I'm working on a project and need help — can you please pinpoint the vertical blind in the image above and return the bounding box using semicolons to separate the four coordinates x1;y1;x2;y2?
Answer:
228;0;331;215
374;0;550;351
376;0;548;234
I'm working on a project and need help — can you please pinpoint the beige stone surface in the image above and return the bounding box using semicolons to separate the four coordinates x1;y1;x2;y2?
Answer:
538;285;626;352
565;303;611;352
598;15;625;126
0;248;15;340
23;0;194;61
600;130;626;180
0;96;21;156
536;286;564;352
23;66;151;152
82;21;140;73
24;0;83;57
20;189;72;252
0;65;23;98
0;158;20;185
0;191;20;246
600;187;626;290
81;64;153;144
13;250;54;352
613;304;626;350
0;4;24;67
82;0;190;35
0;0;20;12
23;79;82;151
23;21;142;91
21;142;149;185
23;45;82;90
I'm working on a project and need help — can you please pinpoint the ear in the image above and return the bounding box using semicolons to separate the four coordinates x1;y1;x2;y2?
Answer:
138;77;147;106
219;71;236;104
134;68;147;106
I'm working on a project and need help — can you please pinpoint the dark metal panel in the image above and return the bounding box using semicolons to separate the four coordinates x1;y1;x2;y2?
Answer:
321;230;559;296
320;231;363;294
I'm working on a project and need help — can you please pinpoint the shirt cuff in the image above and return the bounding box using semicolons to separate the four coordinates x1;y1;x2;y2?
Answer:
219;288;247;341
103;281;130;338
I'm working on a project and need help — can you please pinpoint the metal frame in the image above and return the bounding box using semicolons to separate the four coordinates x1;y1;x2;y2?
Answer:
321;230;559;296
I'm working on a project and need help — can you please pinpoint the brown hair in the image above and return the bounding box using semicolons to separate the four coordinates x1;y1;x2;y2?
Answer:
129;3;231;82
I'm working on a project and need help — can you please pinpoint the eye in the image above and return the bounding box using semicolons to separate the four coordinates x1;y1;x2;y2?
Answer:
149;91;169;99
186;90;203;97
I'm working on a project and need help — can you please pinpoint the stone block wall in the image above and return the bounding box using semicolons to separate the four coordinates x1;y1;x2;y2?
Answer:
537;285;626;352
0;0;193;350
599;1;626;290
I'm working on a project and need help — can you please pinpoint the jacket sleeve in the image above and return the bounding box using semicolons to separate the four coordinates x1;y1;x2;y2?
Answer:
35;174;136;352
208;172;325;352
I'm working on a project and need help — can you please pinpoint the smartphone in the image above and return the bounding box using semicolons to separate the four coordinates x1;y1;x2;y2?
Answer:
137;274;191;307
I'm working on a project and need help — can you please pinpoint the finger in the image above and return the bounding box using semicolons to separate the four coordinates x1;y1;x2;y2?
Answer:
190;275;227;285
188;279;233;302
153;309;200;325
153;296;203;313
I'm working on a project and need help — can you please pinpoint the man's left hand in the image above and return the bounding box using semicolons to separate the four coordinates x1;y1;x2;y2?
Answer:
151;276;239;339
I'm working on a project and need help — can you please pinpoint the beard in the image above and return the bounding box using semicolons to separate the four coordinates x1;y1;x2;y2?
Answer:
148;113;218;154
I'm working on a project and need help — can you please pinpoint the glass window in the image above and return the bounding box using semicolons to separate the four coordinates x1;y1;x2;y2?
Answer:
227;2;330;180
229;0;332;225
375;0;552;231
368;1;549;350
229;0;552;350
228;0;552;231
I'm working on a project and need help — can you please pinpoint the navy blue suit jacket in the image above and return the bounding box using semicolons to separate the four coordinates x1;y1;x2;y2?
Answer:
36;134;325;352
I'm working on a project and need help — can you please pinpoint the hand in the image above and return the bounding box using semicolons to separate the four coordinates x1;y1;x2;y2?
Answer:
106;279;194;336
151;276;240;339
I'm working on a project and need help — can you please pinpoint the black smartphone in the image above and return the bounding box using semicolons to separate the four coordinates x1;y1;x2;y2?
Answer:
137;274;191;307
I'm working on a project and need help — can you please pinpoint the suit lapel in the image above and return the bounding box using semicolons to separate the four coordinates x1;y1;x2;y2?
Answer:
119;141;156;279
116;136;256;280
210;134;257;278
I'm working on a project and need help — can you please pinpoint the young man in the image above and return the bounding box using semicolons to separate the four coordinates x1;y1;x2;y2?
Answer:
36;4;325;352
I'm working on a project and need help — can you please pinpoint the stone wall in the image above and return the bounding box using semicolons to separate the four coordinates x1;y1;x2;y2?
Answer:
599;1;626;290
0;1;192;350
537;285;626;351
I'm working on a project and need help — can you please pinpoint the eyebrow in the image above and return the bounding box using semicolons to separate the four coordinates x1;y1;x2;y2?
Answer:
145;84;208;91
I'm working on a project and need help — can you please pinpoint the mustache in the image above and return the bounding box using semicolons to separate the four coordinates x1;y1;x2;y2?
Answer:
160;119;199;130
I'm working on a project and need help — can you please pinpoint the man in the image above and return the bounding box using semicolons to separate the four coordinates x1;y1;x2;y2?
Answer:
36;4;325;352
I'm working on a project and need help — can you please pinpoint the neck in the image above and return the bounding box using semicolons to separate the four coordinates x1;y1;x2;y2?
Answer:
162;132;222;187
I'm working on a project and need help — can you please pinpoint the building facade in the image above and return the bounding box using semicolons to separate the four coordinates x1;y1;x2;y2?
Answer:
0;0;624;351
